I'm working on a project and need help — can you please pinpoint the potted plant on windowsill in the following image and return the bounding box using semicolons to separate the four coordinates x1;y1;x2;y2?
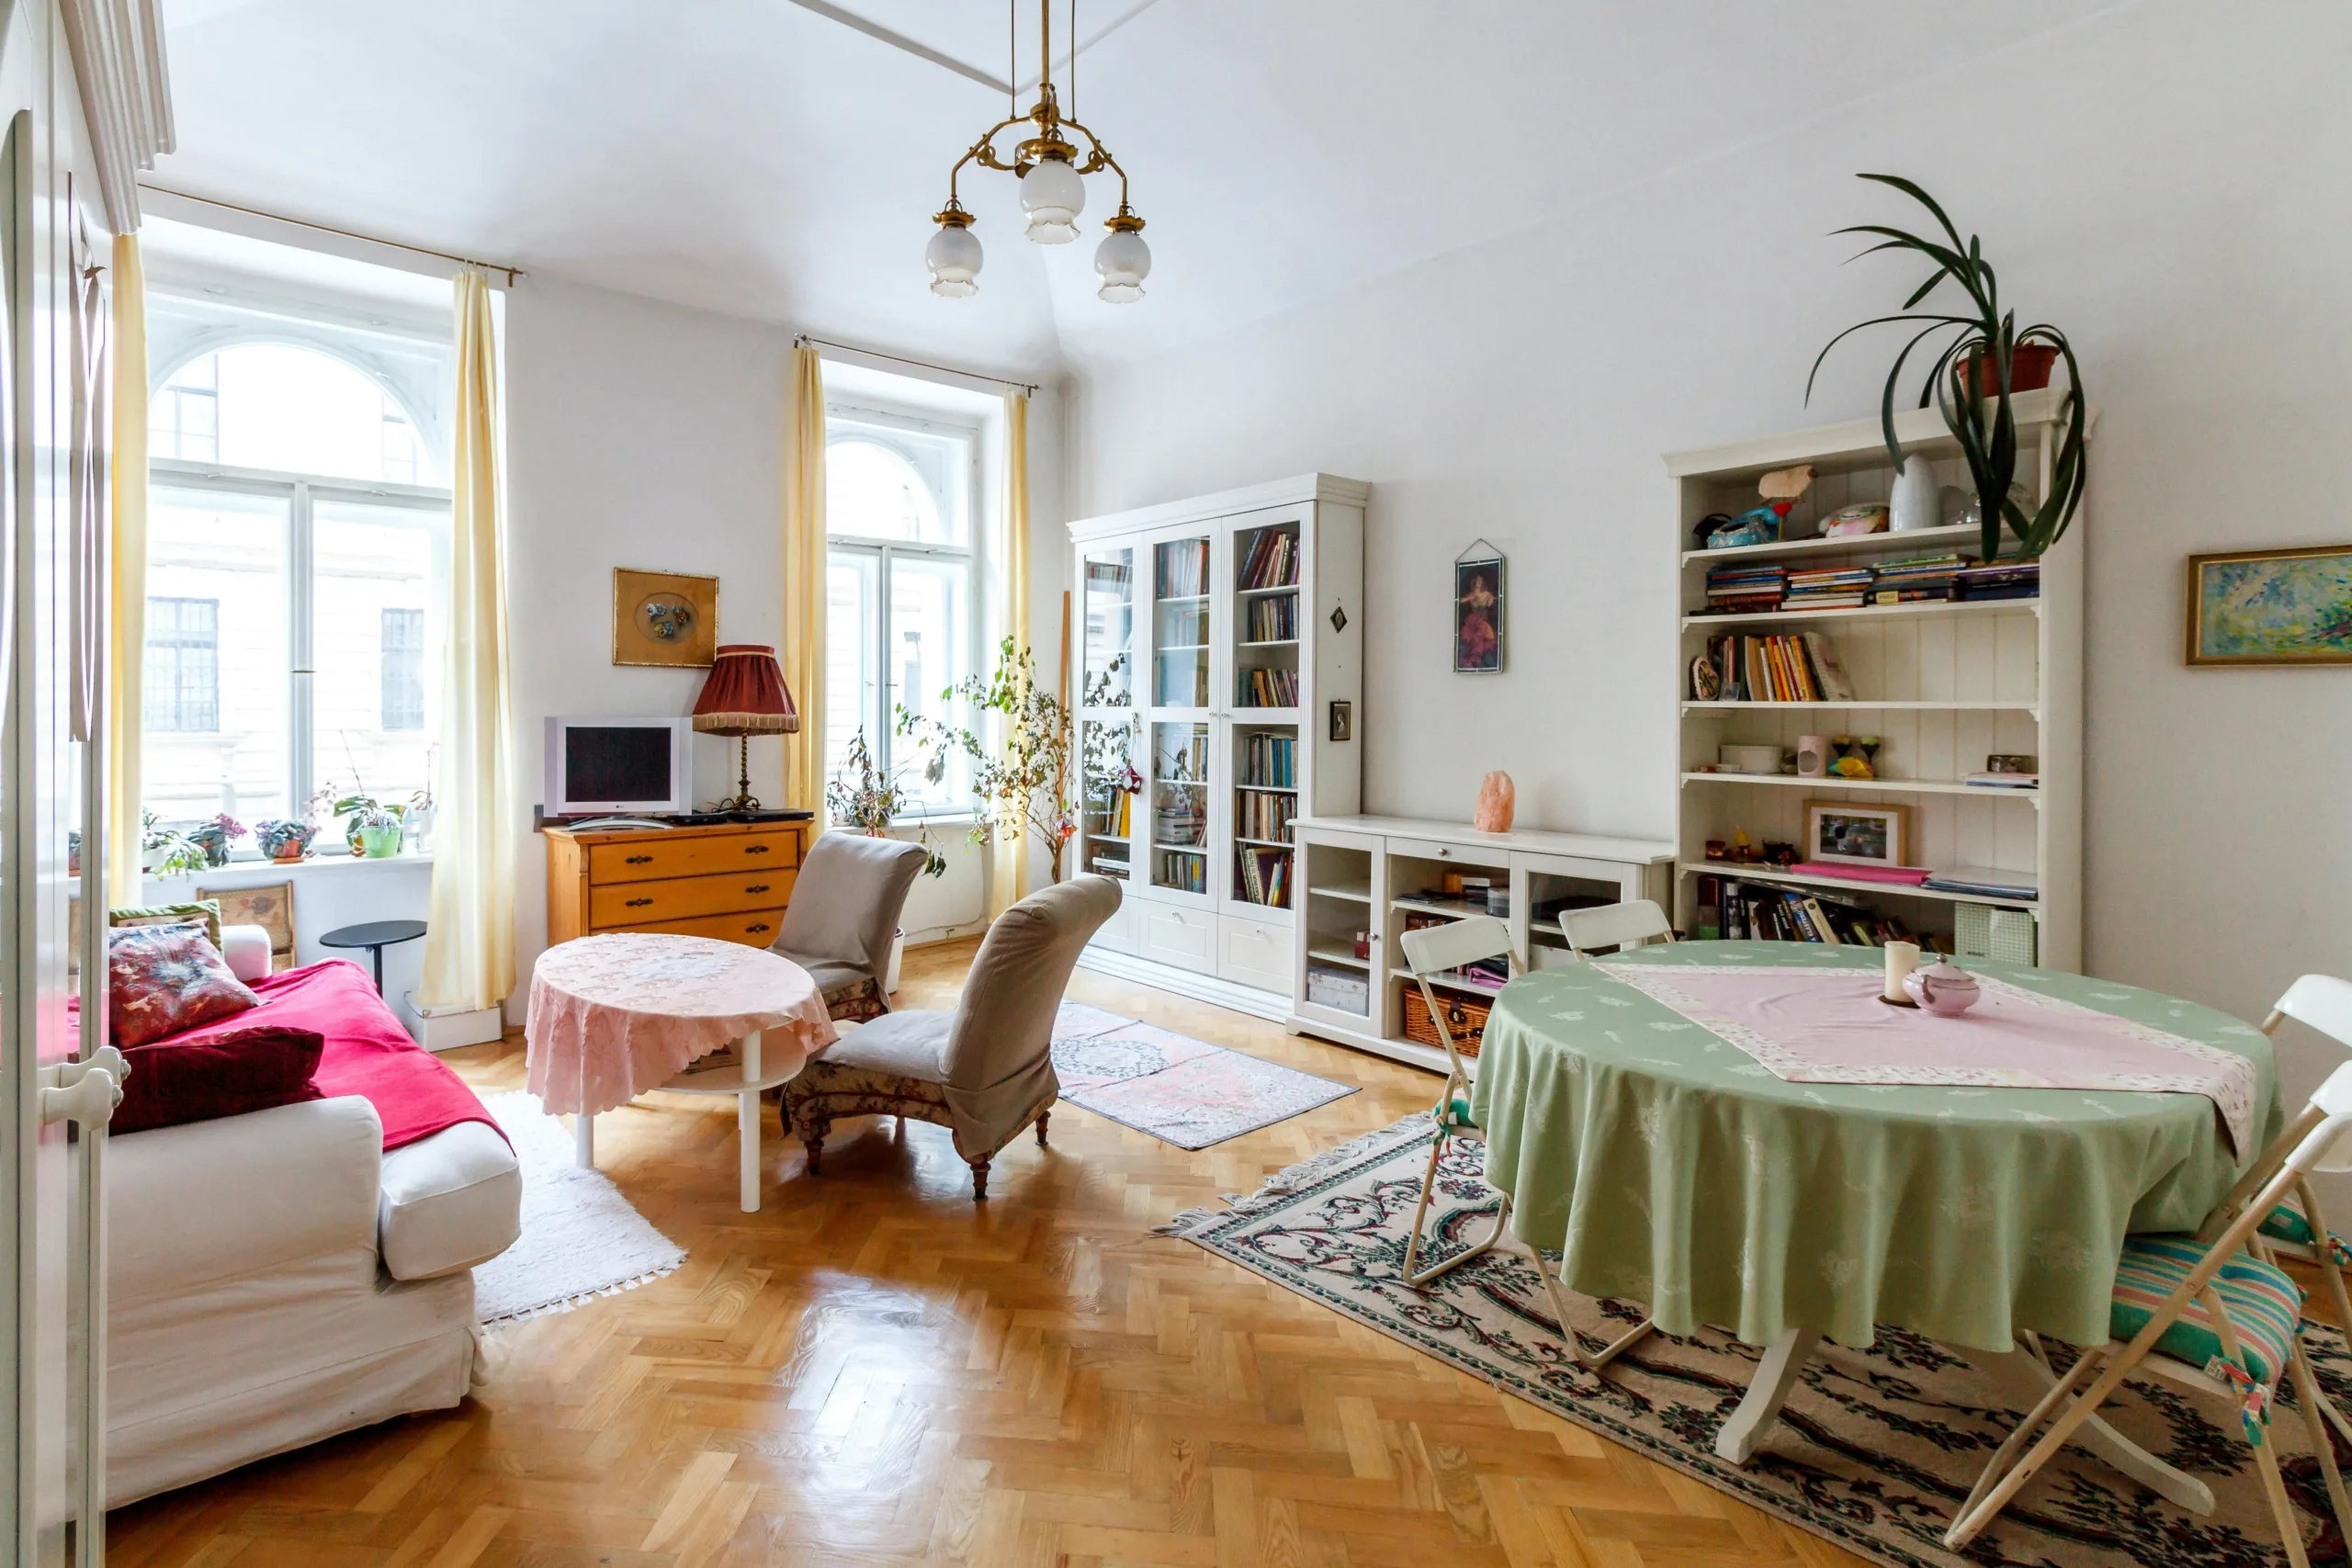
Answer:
186;813;247;869
254;818;320;863
334;794;407;858
827;727;947;991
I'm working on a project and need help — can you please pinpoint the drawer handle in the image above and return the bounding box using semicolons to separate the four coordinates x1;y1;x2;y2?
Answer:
746;922;771;933
626;897;654;908
745;884;770;894
744;844;772;855
626;854;653;864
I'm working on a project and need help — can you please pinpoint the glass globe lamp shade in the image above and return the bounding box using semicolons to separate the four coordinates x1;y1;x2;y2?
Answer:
1094;224;1150;304
925;220;982;299
1020;154;1085;243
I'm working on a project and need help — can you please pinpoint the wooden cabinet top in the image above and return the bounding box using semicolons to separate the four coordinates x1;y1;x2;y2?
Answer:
542;818;809;849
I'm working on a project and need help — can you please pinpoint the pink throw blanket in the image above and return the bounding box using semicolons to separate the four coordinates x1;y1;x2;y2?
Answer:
1593;961;2259;1156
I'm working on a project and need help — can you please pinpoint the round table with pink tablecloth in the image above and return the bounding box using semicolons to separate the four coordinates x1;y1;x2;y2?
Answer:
526;932;837;1211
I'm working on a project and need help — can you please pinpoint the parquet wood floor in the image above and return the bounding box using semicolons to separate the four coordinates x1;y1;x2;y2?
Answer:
108;941;1866;1568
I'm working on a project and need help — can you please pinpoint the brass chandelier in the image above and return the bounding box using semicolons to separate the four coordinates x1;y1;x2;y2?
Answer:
925;0;1150;304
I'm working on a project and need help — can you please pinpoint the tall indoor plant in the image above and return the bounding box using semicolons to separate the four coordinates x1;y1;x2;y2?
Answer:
1808;174;2088;562
826;728;948;878
898;637;1136;884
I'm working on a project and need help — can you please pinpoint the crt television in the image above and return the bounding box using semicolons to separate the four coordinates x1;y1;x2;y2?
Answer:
543;716;694;817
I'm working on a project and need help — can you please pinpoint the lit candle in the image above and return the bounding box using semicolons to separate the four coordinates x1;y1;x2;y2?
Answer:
1884;941;1921;1003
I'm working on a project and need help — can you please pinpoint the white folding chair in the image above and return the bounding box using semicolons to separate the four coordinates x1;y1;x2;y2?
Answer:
1397;916;1655;1371
1559;898;1676;959
1944;1061;2352;1563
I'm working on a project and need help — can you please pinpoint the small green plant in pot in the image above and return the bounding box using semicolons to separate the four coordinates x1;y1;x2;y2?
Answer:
826;728;948;877
1808;174;2087;562
254;818;319;863
334;794;406;858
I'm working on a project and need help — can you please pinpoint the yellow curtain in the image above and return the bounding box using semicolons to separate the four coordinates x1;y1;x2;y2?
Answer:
781;344;827;814
418;272;515;1010
106;232;148;907
989;389;1032;918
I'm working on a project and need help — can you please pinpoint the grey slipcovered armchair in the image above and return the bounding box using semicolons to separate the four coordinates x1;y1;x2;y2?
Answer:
784;874;1121;1199
770;831;932;1021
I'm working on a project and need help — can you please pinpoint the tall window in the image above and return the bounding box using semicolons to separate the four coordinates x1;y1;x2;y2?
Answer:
825;405;977;814
142;334;450;833
143;596;219;731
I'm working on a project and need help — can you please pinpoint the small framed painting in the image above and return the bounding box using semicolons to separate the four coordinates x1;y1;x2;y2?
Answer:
613;568;719;668
1453;542;1505;673
1804;799;1911;868
2186;544;2352;666
197;880;298;972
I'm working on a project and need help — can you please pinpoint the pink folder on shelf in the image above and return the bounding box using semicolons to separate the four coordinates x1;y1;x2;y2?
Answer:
1785;861;1930;886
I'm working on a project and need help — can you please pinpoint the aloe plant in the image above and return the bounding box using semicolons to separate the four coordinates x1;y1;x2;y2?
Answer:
1808;174;2087;561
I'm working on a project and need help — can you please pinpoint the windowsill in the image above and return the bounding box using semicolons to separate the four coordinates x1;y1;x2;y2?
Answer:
146;851;434;882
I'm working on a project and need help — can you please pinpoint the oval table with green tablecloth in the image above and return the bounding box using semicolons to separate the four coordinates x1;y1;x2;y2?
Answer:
1468;940;2281;1359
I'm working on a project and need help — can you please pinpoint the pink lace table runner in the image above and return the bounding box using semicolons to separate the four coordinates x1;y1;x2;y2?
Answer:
1590;961;2259;1156
526;932;837;1115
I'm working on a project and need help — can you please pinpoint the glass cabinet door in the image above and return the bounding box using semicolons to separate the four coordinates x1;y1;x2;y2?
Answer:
1151;534;1212;709
1078;716;1137;883
1149;718;1211;897
1080;547;1136;709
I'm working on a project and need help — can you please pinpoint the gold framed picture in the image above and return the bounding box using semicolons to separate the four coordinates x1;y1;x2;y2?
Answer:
2185;544;2352;666
613;569;718;668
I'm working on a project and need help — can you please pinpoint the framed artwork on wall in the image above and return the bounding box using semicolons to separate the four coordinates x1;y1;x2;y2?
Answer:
613;568;719;668
1453;541;1505;673
1804;799;1912;868
2185;544;2352;666
197;881;298;972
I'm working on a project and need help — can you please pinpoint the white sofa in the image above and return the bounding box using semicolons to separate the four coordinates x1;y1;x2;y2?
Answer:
105;928;523;1506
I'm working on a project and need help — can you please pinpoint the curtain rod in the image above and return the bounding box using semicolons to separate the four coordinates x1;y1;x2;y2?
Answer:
138;186;526;287
797;333;1038;395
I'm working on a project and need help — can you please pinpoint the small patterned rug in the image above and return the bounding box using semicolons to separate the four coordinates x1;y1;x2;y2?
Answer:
475;1091;685;1324
1164;1113;2351;1568
1050;1002;1357;1149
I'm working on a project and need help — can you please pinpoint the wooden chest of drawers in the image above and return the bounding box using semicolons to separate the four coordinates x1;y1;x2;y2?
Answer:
544;819;808;949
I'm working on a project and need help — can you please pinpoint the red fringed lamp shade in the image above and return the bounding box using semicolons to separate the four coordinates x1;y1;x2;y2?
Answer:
692;645;798;736
691;644;797;814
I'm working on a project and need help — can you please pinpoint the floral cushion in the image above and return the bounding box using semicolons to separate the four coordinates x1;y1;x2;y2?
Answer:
821;976;888;1024
109;899;223;951
107;922;260;1048
2111;1235;2301;1439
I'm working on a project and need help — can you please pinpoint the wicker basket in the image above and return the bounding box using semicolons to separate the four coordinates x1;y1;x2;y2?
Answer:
1402;987;1492;1057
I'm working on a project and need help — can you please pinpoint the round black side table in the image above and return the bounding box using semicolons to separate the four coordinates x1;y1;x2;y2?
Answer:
319;919;429;995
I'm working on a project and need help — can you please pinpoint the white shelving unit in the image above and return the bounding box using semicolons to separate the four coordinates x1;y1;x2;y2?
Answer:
1068;474;1368;1020
1290;817;1675;1075
1666;388;2085;968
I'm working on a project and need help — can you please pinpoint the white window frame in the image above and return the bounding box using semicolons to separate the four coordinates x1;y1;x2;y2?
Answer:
824;399;984;817
148;456;453;821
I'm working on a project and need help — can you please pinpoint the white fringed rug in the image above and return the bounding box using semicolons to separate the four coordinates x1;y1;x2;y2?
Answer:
473;1091;685;1325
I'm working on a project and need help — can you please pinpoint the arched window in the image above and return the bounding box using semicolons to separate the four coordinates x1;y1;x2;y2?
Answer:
153;342;431;486
823;406;978;813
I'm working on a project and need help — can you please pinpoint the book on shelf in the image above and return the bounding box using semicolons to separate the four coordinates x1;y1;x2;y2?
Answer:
1237;846;1292;908
1241;731;1296;787
1920;865;2039;900
1155;538;1210;598
1236;788;1296;842
1238;529;1300;591
1156;851;1206;894
1157;604;1207;645
1245;595;1298;641
1951;558;2041;602
1962;772;2039;789
1701;631;1853;703
1697;874;1915;947
1240;667;1300;706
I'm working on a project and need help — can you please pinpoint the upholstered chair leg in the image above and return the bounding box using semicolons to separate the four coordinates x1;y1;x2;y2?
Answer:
969;1156;991;1201
803;1117;829;1176
1035;1111;1050;1147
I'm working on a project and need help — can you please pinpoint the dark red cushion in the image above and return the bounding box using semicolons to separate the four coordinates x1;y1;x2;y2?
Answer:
110;1024;324;1135
107;922;260;1047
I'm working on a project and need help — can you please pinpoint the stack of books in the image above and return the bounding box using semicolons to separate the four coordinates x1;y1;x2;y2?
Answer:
1921;865;2039;900
1953;558;2041;602
1781;565;1875;611
1244;595;1297;641
1241;731;1296;787
1236;788;1296;842
1695;874;1917;945
1962;771;2039;790
1240;668;1300;706
1237;848;1291;908
1700;631;1856;702
1871;552;1966;604
1156;539;1210;598
1702;563;1787;614
1237;529;1299;590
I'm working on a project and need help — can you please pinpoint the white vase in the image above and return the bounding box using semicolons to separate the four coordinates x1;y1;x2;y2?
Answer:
886;928;905;994
1890;456;1939;532
1882;456;1938;536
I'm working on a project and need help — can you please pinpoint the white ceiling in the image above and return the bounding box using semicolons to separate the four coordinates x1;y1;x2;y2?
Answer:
152;0;2135;378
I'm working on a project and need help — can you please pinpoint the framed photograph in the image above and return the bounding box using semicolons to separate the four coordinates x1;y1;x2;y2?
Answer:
1804;799;1912;868
2186;544;2352;666
1453;542;1504;673
198;880;298;973
613;568;718;668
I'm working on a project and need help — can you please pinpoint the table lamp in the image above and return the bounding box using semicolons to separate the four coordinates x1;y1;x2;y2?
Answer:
691;644;798;813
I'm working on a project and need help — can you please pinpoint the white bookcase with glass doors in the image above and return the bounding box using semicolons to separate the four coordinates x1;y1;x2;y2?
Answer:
1068;473;1368;1020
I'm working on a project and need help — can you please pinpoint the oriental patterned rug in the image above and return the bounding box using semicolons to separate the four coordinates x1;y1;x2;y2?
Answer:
1049;1002;1356;1149
1163;1112;2350;1568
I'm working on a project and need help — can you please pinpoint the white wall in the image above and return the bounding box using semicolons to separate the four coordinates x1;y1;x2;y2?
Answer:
1065;6;2352;1104
503;276;1063;1000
